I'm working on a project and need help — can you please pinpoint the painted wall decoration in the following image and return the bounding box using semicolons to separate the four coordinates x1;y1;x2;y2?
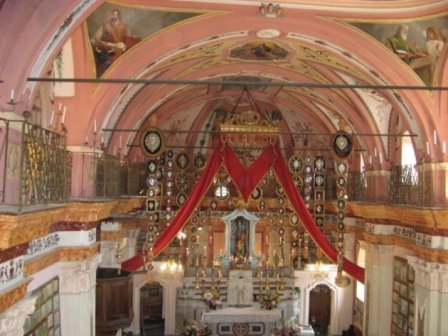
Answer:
229;40;288;60
351;17;448;86
87;2;202;77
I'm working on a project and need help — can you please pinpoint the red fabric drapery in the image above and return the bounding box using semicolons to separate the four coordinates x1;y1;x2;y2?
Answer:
152;141;365;283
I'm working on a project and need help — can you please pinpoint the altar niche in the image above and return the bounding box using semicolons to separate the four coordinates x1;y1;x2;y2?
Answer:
220;209;261;270
230;216;250;262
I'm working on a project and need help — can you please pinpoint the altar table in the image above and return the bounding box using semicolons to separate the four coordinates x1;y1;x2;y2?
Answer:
202;307;281;336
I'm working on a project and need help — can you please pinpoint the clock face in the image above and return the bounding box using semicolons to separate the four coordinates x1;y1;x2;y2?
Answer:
142;129;164;157
288;156;303;173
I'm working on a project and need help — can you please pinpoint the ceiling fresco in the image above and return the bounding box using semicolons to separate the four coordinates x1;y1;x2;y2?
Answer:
350;15;448;86
86;2;203;77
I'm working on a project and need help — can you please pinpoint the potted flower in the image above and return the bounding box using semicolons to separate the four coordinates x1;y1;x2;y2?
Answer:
203;288;221;310
259;289;279;310
272;318;300;336
182;320;211;336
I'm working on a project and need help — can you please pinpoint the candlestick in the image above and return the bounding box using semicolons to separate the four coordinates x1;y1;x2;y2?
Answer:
94;119;97;133
62;106;67;124
49;110;54;125
259;270;263;290
426;142;430;155
10;89;14;101
443;141;446;154
434;130;437;145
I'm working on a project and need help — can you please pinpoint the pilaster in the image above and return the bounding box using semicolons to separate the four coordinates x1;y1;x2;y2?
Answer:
59;253;101;336
360;242;394;336
408;256;448;336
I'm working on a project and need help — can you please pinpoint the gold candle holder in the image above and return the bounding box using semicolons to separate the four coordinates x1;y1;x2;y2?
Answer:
265;267;270;290
195;267;200;289
259;269;263;290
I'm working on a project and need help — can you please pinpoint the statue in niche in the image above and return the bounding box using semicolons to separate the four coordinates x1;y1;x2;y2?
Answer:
230;216;250;262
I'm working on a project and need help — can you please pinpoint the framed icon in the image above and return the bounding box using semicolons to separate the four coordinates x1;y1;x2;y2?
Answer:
176;152;190;169
250;187;262;200
331;131;353;158
290;213;299;226
141;128;164;157
288;156;303;173
194;153;206;169
147;160;158;173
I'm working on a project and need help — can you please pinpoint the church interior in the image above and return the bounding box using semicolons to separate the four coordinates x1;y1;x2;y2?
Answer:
1;1;448;336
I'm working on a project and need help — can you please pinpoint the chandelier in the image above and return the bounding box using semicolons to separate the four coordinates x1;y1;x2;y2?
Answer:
159;259;184;279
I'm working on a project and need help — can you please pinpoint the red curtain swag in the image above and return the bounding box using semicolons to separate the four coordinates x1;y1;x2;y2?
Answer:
152;141;365;283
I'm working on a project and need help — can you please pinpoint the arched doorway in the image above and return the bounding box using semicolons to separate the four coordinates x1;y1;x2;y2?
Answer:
309;284;332;336
140;281;164;336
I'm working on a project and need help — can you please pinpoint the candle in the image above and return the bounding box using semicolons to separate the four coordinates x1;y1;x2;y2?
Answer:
49;110;55;125
379;153;383;165
101;133;105;144
443;141;446;154
94;119;97;133
62;106;67;124
10;89;14;101
85;136;88;144
434;130;437;145
369;155;372;165
113;145;117;156
119;135;122;149
426;141;430;155
374;147;378;157
58;103;62;111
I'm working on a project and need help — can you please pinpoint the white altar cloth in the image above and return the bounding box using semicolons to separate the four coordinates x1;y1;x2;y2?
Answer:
202;307;281;323
298;325;315;335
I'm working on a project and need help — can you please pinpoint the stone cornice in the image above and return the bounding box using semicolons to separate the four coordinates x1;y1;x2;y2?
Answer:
326;201;448;230
0;198;144;249
0;278;32;314
24;243;100;276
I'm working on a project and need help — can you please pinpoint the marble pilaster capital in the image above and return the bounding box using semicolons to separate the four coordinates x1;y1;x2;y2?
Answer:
0;296;36;336
59;253;101;294
361;242;394;266
407;256;448;293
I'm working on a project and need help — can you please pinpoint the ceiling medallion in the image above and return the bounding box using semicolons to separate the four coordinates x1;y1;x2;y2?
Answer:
256;29;281;39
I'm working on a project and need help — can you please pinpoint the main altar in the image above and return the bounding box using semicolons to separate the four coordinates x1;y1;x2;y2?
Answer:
176;209;300;336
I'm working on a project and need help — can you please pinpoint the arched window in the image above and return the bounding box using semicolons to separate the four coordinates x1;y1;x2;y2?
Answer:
401;131;417;166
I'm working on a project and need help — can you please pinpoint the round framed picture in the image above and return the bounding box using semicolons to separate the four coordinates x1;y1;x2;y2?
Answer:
147;160;158;174
288;156;303;174
194;153;206;169
251;187;262;200
176;152;189;169
176;193;187;206
332;131;353;158
290;213;299;226
141;128;164;157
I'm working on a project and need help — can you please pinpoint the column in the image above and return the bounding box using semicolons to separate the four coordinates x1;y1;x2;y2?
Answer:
361;242;394;336
59;254;101;336
408;256;448;336
0;296;36;336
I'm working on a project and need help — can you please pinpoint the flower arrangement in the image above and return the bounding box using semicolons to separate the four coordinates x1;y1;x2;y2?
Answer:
203;288;221;310
182;320;211;336
272;319;300;336
259;289;279;310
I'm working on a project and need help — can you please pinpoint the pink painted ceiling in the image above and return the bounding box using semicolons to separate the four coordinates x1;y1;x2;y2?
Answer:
1;0;448;166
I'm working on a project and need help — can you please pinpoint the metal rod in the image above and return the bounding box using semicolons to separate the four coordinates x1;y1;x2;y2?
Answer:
127;144;366;151
103;128;417;137
27;77;448;91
